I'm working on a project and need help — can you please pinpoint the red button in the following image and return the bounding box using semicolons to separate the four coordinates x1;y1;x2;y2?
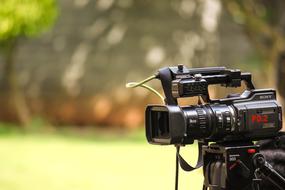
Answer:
247;149;256;154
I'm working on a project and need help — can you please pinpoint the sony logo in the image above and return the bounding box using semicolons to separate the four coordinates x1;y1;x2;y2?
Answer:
259;95;272;100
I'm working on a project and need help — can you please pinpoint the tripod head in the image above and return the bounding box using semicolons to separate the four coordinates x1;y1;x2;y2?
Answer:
202;134;285;190
203;142;257;190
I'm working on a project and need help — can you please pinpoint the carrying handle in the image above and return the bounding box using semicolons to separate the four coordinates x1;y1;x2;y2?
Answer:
157;66;255;105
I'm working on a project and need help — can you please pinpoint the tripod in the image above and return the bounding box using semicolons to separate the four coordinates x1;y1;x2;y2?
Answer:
202;142;285;190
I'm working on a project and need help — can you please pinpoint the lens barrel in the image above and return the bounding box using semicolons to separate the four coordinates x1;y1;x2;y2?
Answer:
146;104;235;144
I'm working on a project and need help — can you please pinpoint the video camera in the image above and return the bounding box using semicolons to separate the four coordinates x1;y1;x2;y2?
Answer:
146;65;282;145
140;65;285;190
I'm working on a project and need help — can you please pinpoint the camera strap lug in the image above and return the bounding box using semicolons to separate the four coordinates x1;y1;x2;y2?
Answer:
158;67;177;105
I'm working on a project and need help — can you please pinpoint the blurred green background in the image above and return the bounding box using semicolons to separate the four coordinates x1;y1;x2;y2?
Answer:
0;0;285;190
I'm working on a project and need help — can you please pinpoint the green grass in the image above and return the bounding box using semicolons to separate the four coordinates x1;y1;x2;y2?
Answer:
0;133;203;190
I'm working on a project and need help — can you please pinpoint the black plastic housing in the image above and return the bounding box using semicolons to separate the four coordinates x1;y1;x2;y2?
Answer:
145;89;282;145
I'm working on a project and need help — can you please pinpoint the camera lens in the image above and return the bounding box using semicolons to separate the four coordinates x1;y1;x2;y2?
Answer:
183;104;237;140
151;110;169;139
183;105;212;139
146;105;186;145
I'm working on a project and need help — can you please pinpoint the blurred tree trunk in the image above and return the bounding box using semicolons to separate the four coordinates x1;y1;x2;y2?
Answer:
277;52;285;109
3;39;30;126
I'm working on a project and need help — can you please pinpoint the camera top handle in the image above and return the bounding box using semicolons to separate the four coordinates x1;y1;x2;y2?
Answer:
157;65;255;105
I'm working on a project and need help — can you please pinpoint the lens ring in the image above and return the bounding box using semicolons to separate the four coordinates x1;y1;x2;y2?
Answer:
228;105;236;132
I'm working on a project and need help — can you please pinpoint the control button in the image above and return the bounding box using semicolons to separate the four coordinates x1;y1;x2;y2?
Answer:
178;64;184;72
194;74;202;81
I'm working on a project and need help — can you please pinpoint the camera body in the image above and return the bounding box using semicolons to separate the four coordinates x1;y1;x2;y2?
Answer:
145;65;282;145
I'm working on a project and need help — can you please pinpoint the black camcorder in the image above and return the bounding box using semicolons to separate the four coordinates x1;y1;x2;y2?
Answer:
138;65;285;190
145;65;282;145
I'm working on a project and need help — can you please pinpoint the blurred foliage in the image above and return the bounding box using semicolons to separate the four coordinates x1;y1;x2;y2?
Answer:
0;118;51;135
0;0;58;41
0;121;147;142
0;0;284;127
223;0;285;68
0;0;58;126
